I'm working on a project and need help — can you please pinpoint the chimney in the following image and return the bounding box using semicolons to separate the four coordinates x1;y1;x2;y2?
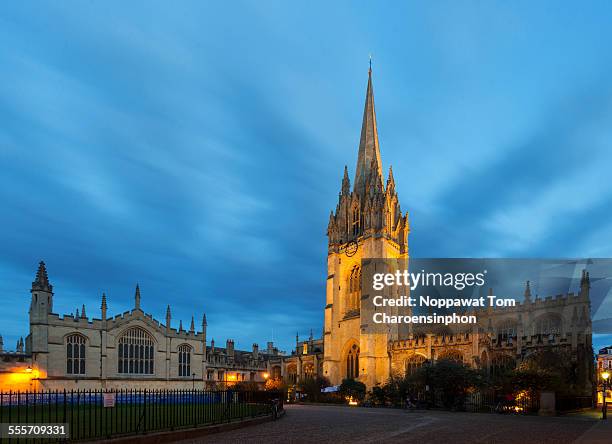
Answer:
226;339;234;358
252;343;259;360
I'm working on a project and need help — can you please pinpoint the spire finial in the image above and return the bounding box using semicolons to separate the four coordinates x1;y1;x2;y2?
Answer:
369;53;372;72
202;312;207;327
81;304;87;319
524;280;532;302
101;293;107;320
341;165;351;195
32;261;53;292
190;315;195;333
134;284;141;310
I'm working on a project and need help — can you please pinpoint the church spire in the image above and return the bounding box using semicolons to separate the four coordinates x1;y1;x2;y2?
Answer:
32;261;53;292
354;65;383;196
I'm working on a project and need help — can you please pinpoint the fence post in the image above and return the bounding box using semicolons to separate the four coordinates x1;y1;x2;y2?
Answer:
144;388;148;433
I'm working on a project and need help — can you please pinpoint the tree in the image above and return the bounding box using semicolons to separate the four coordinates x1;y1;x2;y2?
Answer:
265;378;287;392
408;359;485;409
339;378;366;402
234;381;261;391
368;385;387;406
299;376;330;402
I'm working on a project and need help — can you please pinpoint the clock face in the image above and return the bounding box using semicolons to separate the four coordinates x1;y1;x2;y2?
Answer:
345;240;358;257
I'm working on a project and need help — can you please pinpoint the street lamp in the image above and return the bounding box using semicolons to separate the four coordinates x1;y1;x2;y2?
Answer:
602;371;610;420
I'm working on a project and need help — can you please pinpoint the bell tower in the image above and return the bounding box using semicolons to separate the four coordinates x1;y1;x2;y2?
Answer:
323;67;409;388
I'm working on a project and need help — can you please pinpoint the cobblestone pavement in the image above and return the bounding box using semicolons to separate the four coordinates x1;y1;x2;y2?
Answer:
174;404;608;444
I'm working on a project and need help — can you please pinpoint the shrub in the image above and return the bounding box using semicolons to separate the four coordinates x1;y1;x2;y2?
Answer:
265;378;287;392
339;378;366;402
298;376;331;402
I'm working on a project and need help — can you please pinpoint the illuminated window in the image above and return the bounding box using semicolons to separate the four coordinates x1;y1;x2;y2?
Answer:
346;344;360;379
438;350;463;364
304;363;315;378
286;364;297;384
178;344;192;377
66;334;86;375
118;327;154;375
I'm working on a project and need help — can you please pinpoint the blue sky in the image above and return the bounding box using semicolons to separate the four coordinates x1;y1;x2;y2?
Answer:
1;1;612;353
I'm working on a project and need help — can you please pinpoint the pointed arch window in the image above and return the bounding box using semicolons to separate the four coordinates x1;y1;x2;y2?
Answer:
66;334;86;375
405;354;426;376
534;314;561;336
118;327;154;375
178;344;192;377
347;265;361;312
352;206;360;236
497;319;517;342
346;344;360;379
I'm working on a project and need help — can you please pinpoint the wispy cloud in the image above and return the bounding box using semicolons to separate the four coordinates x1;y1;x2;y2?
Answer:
1;1;612;352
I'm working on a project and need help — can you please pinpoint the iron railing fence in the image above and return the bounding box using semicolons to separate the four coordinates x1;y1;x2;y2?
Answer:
0;388;283;443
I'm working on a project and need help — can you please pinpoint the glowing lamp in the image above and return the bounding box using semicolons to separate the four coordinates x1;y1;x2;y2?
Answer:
263;372;269;379
603;372;610;381
25;366;33;373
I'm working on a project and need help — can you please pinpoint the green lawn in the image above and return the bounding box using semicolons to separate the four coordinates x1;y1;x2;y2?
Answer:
0;401;271;441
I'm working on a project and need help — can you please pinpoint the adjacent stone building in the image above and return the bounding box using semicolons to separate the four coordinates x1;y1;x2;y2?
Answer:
597;345;612;405
0;262;280;391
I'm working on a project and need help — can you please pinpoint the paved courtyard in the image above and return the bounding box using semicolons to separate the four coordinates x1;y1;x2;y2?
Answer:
175;404;611;444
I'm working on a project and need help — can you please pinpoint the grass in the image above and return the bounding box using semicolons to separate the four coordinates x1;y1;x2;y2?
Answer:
0;401;271;441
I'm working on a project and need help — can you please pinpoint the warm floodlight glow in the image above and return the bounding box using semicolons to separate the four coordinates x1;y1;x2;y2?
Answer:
263;372;269;379
603;371;610;380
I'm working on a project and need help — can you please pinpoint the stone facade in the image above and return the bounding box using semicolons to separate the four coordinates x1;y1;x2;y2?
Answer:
267;333;324;386
597;345;612;405
0;262;281;391
323;67;409;388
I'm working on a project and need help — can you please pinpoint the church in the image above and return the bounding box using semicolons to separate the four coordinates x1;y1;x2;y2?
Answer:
322;67;593;393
